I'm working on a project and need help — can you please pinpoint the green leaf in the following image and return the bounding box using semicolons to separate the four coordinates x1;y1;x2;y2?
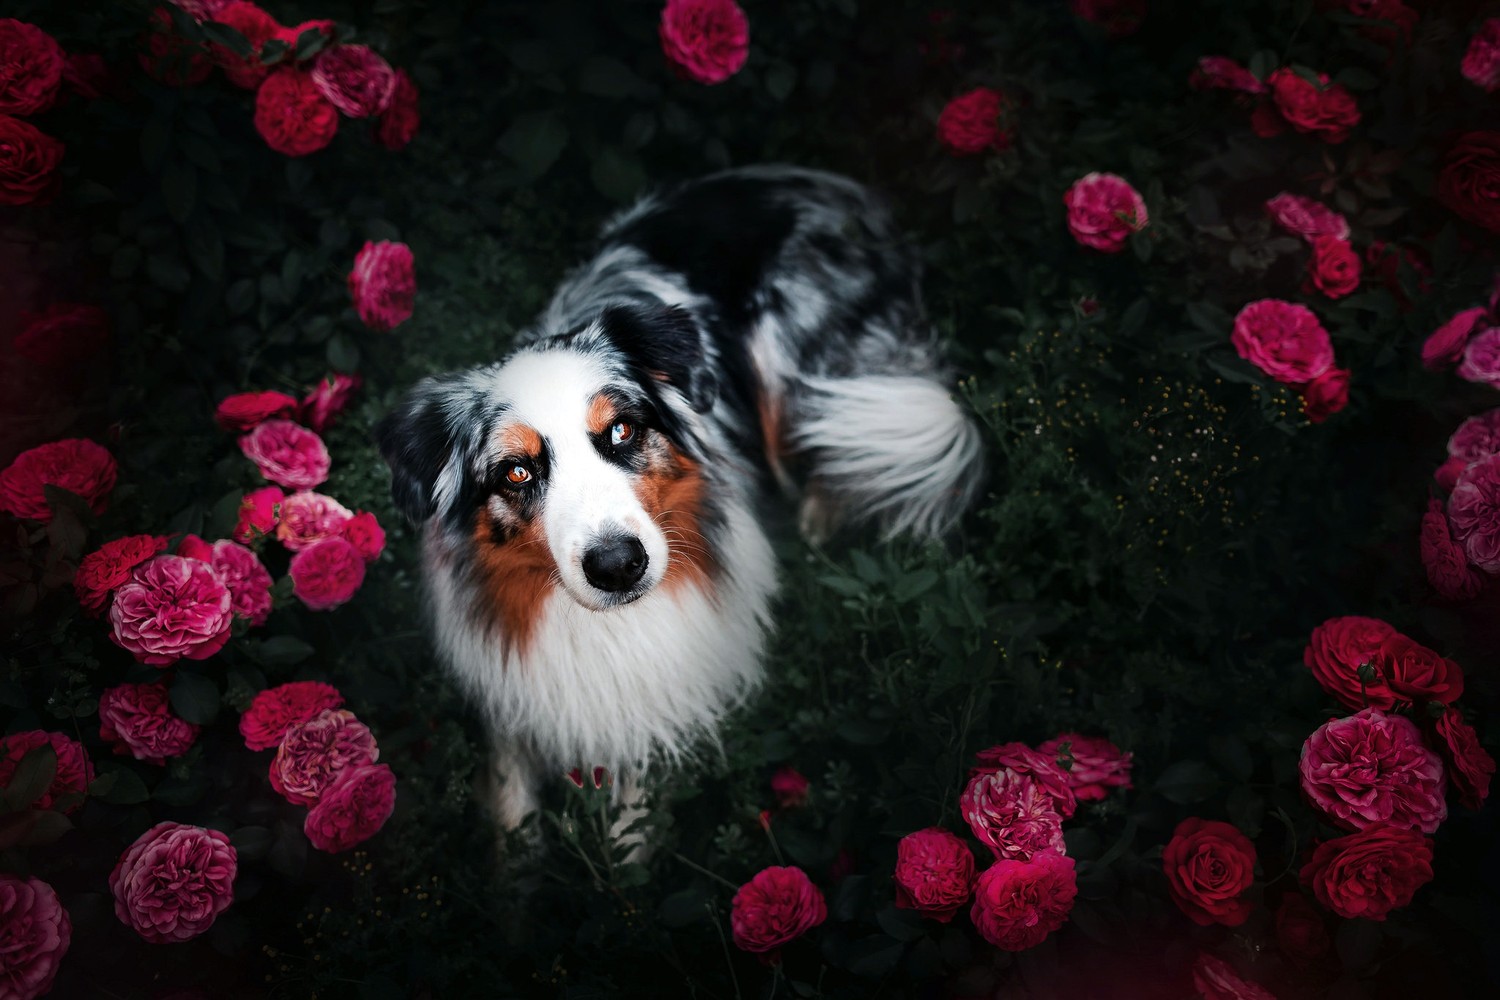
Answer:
659;887;711;928
765;61;797;101
1153;760;1220;804
578;56;648;99
875;906;927;942
818;574;865;597
0;809;73;849
1336;918;1381;972
497;112;569;181
93;767;150;805
226;278;256;315
231;825;273;860
184;212;223;282
258;635;315;666
327;333;361;373
846;934;905;978
3;744;56;812
147;253;192;294
294;27;328;61
1248;50;1277;83
170;671;221;726
1205;355;1263;386
1117;298;1149;337
590;146;646;204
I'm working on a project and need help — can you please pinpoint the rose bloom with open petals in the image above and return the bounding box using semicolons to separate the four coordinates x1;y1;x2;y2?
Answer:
1422;498;1485;601
349;240;416;332
970;853;1078;951
290;536;367;610
1370;632;1464;706
1458;327;1500;387
239;418;330;490
375;68;419;151
1434;707;1495;812
1424;307;1489;371
1435;456;1468;494
1300;708;1446;834
233;485;284;543
269;709;379;806
730;865;826;958
1301;366;1350;424
109;554;233;665
1063;172;1148;253
1448;453;1500;573
275;490;353;551
342;510;386;562
937;87;1014;155
1306;236;1360;299
99;682;201;765
0;874;70;1000
214;390;298;431
110;822;237;943
960;768;1066;862
310;44;397;118
972;741;1077;817
1462;18;1500;92
1268;68;1360;143
0;18;65;117
1304;615;1398;710
197;537;274;625
0;438;117;523
892;827;975;922
1299;824;1432;921
659;0;749;85
1037;732;1132;801
1192;953;1277;1000
253;65;338;156
13;303;111;368
1449;408;1500;465
304;762;397;853
1231;299;1334;385
299;372;362;433
74;534;170;615
0;114;65;207
1190;56;1265;94
1265;192;1349;242
0;730;93;814
239;680;345;750
1162;818;1256;927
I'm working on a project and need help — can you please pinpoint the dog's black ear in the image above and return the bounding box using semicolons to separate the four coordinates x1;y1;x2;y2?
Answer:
375;375;470;525
598;304;718;413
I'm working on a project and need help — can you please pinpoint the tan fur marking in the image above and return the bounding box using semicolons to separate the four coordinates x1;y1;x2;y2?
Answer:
586;394;617;436
633;441;715;594
496;424;542;459
757;386;789;488
470;509;555;658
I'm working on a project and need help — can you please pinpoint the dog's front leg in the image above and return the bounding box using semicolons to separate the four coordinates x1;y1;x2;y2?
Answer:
487;742;540;837
610;770;653;864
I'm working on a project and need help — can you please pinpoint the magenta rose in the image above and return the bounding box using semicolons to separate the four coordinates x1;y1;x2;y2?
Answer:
108;554;233;665
99;682;201;765
960;768;1066;862
0;438;117;523
201;538;273;625
239;680;345;750
233;485;284;544
375;68;419;151
74;534;170;615
1304;615;1398;710
0;114;64;206
348;240;416;332
275;490;353;551
1299;824;1432;921
310;44;396;118
1436;457;1468;494
729;865;826;958
299;372;362;433
770;765;809;808
1192;953;1277;1000
1265;192;1349;242
1306;236;1361;299
342;511;386;562
269;708;379;805
1424;307;1489;370
1231;299;1334;385
1063;172;1148;253
971;741;1077;818
0;874;70;1000
1448;453;1500;572
1462;18;1500;92
1190;56;1265;94
892;827;975;922
1458;327;1500;387
0;19;64;117
0;730;93;814
659;0;749;86
214;390;299;431
290;536;367;611
1449;408;1500;465
970;853;1078;951
1422;498;1485;601
13;303;111;368
1301;366;1350;424
239;418;331;490
1434;707;1495;812
208;1;281;90
1300;708;1446;834
1268;68;1360;143
304;762;397;853
1036;732;1133;801
1371;632;1465;706
253;65;338;156
110;822;237;943
936;87;1014;155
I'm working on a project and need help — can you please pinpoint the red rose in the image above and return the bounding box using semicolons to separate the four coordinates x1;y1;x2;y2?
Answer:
239;418;331;489
892;827;975;922
659;0;749;85
1230;299;1335;385
290;536;367;610
1249;100;1286;138
0;438;116;523
0;19;65;116
1371;632;1464;706
1462;18;1500;93
770;765;809;808
272;18;336;53
1437;132;1500;234
1190;57;1266;94
1349;0;1418;51
1274;893;1329;964
1161;817;1256;927
1268;68;1360;144
269;708;378;805
110;822;236;943
348;240;416;332
1423;307;1489;370
109;554;233;665
99;682;201;765
74;534;170;615
1036;732;1133;801
971;741;1077;817
1304;616;1399;710
253;66;338;157
1192;953;1277;1000
304;762;396;853
0;114;64;206
936;87;1014;155
233;485;284;543
970;853;1078;951
0;875;70;1000
310;44;397;118
1305;236;1360;299
341;511;386;562
1434;707;1495;811
0;730;93;814
374;68;419;151
209;2;281;89
140;7;212;87
13;304;110;368
1421;498;1485;601
298;372;362;433
1301;366;1349;424
1069;0;1146;37
214;389;299;431
239;680;345;751
1299;824;1432;920
1063;172;1149;253
730;865;826;958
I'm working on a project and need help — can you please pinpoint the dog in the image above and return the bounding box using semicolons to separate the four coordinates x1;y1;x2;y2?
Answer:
376;165;983;839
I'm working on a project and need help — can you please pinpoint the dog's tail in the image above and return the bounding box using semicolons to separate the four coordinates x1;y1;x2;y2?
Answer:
787;373;985;540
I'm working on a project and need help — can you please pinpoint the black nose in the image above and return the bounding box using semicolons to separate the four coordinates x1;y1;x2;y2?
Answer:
582;535;648;592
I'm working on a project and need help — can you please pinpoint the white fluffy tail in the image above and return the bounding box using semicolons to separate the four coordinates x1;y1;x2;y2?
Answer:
788;374;984;540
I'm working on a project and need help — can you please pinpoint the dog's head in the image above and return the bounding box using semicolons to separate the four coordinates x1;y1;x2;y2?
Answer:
376;304;719;620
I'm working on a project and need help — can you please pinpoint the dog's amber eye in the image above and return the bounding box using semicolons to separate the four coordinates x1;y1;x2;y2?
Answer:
505;465;532;485
610;421;635;446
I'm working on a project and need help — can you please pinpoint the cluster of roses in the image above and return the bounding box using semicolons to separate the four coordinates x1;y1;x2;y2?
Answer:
0;17;88;208
147;0;419;157
240;681;398;854
1424;286;1500;395
1230;297;1350;423
1418;406;1500;601
1192;56;1361;145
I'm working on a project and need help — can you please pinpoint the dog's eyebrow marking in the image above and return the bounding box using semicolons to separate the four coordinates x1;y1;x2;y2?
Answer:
496;423;543;458
586;393;617;436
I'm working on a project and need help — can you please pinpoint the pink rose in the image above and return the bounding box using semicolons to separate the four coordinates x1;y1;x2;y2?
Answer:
1436;456;1468;494
1265;192;1349;242
0;18;65;117
74;534;170;615
299;372;362;433
290;536;367;610
770;766;809;808
1448;453;1500;572
969;853;1078;951
960;768;1066;862
730;865;826;958
1301;366;1350;424
1192;954;1277;1000
1300;708;1446;834
310;44;396;118
203;538;273;625
348;240;416;332
214;389;299;431
239;680;345;750
0;730;93;814
12;303;110;368
233;485;284;543
659;0;750;86
936;87;1014;155
1190;57;1265;94
1268;68;1360;144
892;827;975;922
109;554;233;665
1305;236;1361;299
1230;299;1334;385
239;418;331;489
971;741;1077;818
341;511;386;562
1063;172;1148;253
1423;307;1489;370
375;68;419;151
1457;327;1500;387
1462;18;1500;93
1421;498;1485;601
1037;732;1132;801
1448;408;1500;464
1299;824;1433;921
99;682;201;765
110;822;236;943
303;762;397;853
269;708;378;805
1434;707;1495;812
275;490;353;551
0;875;70;1000
1304;615;1399;711
252;66;338;156
0;438;117;523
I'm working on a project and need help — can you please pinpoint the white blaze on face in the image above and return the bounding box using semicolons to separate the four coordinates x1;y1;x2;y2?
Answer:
484;349;669;610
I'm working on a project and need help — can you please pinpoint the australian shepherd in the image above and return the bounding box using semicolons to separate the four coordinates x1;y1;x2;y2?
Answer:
376;165;984;836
